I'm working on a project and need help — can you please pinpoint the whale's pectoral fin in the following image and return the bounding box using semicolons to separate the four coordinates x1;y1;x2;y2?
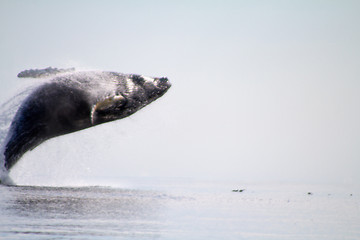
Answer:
4;122;46;170
91;95;126;125
17;67;76;78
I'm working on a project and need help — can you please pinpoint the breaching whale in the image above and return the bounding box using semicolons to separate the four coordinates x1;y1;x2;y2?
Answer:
2;68;171;171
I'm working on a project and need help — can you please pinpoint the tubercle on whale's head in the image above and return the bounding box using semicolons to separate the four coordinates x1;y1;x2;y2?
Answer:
154;77;172;91
132;75;171;89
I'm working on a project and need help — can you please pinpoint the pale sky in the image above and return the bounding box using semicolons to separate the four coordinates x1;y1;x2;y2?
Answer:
1;0;360;184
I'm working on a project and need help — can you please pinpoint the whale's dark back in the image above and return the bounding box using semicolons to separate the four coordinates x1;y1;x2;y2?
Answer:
4;83;92;170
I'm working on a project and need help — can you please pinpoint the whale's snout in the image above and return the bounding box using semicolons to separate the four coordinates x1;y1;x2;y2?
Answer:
155;77;171;90
159;77;168;82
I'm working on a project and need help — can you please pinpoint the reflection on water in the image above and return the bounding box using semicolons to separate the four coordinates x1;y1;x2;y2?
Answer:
0;185;167;239
9;186;162;219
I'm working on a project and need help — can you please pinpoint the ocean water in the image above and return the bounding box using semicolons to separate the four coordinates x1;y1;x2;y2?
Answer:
0;179;359;240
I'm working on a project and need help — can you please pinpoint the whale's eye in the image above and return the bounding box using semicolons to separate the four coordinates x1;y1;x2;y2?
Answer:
131;75;145;85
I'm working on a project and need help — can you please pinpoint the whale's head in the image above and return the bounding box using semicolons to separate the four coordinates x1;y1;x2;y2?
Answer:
91;74;171;124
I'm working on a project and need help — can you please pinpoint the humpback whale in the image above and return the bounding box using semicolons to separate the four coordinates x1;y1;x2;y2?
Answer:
2;68;171;171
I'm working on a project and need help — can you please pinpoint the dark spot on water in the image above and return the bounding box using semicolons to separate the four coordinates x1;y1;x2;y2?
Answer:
232;189;245;193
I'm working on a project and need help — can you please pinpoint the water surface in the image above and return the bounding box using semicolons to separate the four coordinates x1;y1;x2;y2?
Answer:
0;180;359;240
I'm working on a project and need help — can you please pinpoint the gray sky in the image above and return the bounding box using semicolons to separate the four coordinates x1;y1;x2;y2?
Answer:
1;0;360;184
